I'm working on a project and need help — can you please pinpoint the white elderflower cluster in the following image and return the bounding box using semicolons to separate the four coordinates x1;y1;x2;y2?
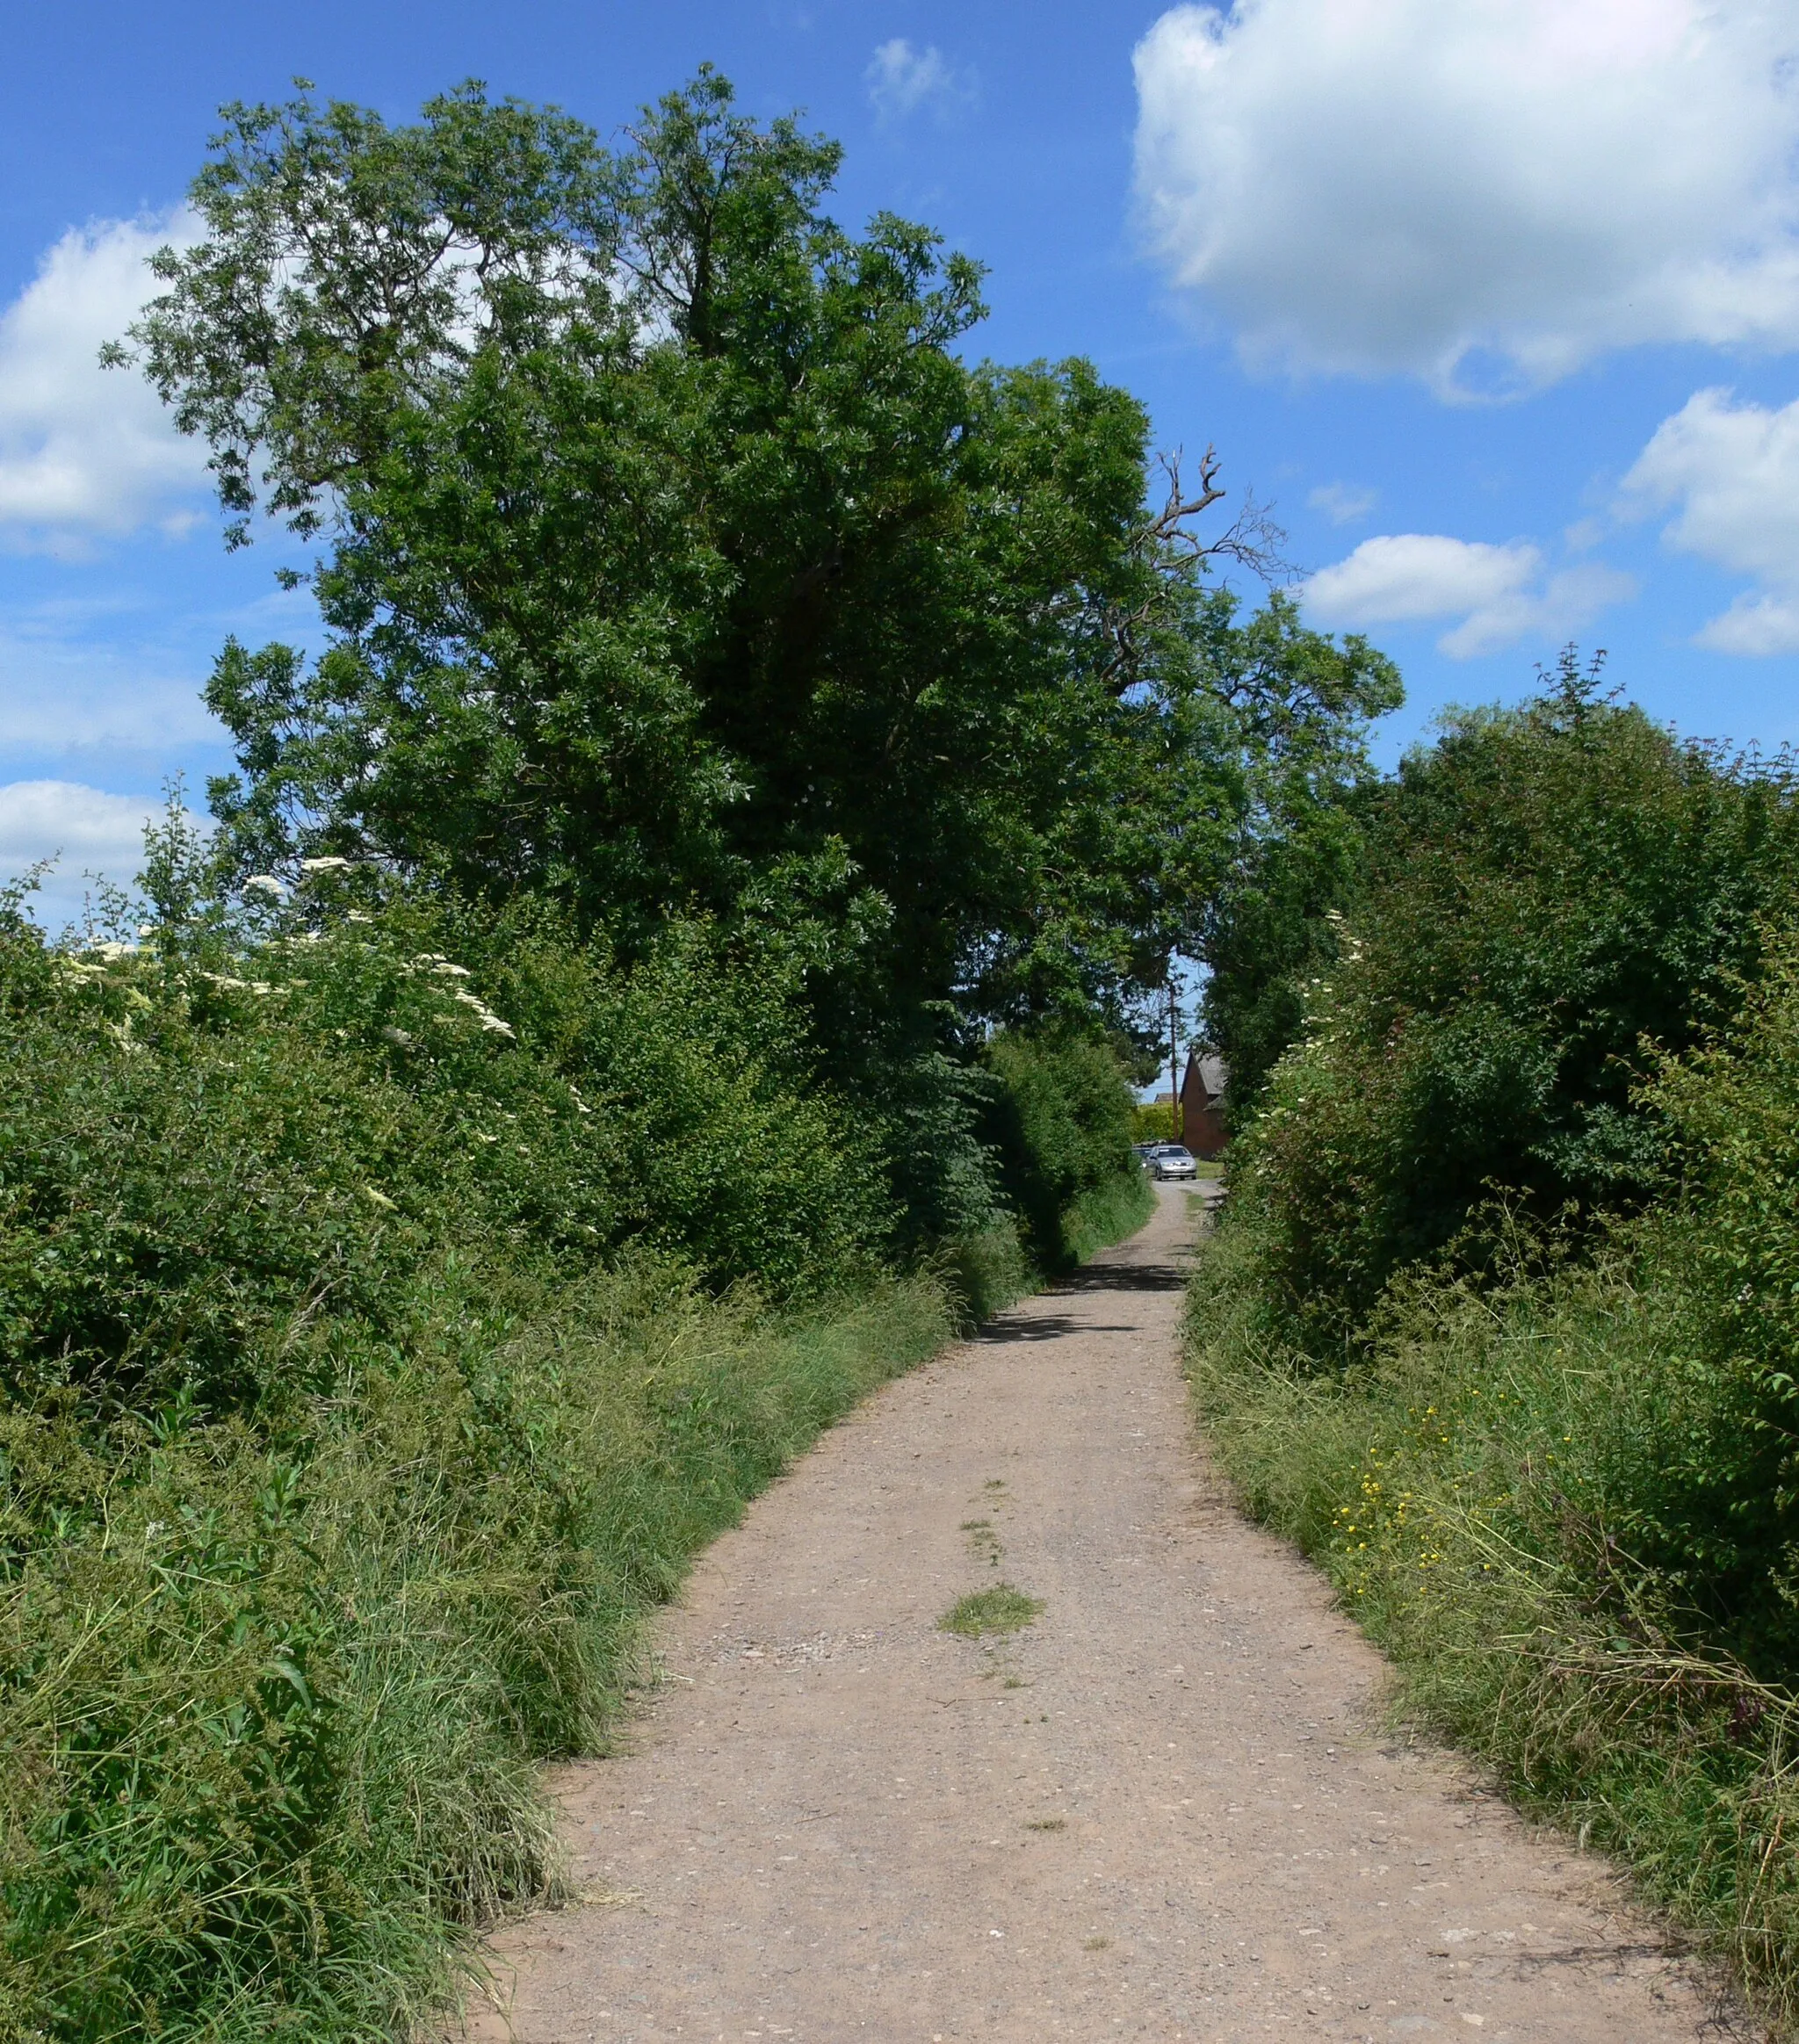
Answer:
199;971;275;996
450;987;516;1037
406;954;516;1036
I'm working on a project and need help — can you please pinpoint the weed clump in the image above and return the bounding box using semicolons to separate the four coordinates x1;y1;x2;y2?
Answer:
939;1585;1045;1638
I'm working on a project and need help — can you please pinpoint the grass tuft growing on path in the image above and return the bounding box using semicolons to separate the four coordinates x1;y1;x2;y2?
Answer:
939;1585;1045;1638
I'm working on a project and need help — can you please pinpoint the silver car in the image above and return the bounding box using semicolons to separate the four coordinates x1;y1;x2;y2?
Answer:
1148;1145;1198;1181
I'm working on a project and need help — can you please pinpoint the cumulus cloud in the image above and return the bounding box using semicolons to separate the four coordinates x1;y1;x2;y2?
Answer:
0;779;199;928
866;39;970;120
1619;387;1799;654
1307;482;1377;526
1304;533;1635;658
0;213;206;551
0;779;158;873
1133;0;1799;392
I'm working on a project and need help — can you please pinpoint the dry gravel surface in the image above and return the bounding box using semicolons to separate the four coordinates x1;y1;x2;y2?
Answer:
463;1183;1737;2042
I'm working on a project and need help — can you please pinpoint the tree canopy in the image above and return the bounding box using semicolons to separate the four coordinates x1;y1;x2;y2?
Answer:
123;70;1398;1050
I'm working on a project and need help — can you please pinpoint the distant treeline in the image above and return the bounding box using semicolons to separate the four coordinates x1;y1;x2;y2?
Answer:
1192;653;1799;2026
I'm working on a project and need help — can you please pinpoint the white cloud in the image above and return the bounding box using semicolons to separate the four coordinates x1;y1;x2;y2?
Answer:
1304;533;1635;658
1307;481;1376;526
1620;386;1799;654
866;39;970;120
0;600;229;758
0;212;206;551
0;779;192;928
0;574;316;764
1694;592;1799;656
0;778;159;873
0;649;222;755
1133;0;1799;393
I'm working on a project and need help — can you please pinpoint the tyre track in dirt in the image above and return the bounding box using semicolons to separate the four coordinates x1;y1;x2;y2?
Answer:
464;1183;1734;2042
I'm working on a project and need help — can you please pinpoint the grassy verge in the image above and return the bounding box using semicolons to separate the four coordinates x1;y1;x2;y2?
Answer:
4;1162;1151;2044
1062;1166;1157;1268
938;1164;1153;1320
1;1260;953;2044
1184;1219;1799;2032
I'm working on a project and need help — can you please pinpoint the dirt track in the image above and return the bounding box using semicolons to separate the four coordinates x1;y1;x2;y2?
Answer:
466;1183;1732;2041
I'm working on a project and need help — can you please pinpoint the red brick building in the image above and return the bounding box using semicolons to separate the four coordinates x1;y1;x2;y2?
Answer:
1178;1051;1228;1158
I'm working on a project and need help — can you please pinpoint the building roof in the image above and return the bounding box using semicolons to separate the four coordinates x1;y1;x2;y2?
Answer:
1181;1050;1227;1101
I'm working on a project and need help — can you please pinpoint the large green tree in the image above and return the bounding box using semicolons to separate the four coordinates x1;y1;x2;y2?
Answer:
122;70;1394;1048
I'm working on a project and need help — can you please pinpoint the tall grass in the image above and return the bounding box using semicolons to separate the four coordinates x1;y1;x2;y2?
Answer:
1186;1217;1799;2029
1;1256;954;2042
1062;1168;1156;1268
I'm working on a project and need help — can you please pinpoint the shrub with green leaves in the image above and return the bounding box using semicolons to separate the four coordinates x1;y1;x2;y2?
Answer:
0;848;1160;2040
981;1027;1145;1271
1234;661;1799;1349
0;872;912;2040
1185;1158;1799;2027
1186;669;1799;2024
0;875;899;1420
1619;942;1799;1672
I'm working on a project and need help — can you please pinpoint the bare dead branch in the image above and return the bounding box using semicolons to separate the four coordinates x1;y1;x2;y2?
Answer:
1095;447;1297;690
1144;446;1227;545
1145;447;1295;582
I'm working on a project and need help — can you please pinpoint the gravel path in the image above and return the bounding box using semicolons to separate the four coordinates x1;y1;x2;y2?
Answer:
465;1184;1731;2042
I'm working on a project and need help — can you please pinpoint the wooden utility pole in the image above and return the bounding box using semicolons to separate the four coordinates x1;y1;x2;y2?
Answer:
1169;974;1181;1144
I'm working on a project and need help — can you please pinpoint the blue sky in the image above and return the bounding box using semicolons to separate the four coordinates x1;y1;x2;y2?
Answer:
4;0;1799;925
